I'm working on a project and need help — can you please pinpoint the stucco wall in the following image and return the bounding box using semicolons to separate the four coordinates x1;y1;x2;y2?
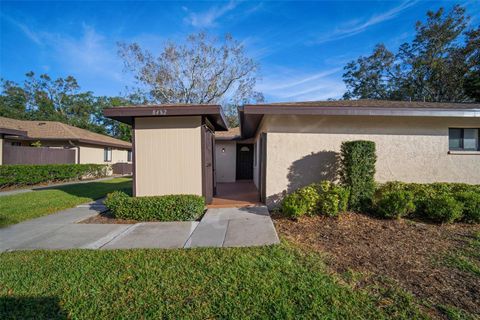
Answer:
262;115;480;207
215;141;236;183
134;116;203;197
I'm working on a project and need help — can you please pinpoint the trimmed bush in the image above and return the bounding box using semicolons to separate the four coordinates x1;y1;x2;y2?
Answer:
423;193;464;223
105;191;205;221
281;181;349;218
281;185;320;218
316;181;350;217
456;192;480;223
373;189;416;219
281;192;308;218
0;164;110;189
339;140;377;212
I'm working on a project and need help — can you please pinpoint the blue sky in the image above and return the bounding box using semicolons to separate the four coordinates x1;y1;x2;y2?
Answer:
1;1;478;102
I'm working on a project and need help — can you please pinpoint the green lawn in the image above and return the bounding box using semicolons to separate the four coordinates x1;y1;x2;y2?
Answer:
444;231;480;278
0;177;132;227
0;243;425;320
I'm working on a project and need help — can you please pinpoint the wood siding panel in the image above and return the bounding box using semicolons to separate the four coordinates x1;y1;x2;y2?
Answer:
134;116;202;197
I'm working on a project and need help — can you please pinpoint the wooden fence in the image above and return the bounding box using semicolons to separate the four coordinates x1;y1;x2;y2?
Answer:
112;162;133;175
3;145;76;165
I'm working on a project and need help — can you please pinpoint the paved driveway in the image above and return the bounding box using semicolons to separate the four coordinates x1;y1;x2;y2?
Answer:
0;201;279;251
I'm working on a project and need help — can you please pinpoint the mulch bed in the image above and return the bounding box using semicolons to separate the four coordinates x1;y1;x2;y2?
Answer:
273;213;480;317
79;211;138;224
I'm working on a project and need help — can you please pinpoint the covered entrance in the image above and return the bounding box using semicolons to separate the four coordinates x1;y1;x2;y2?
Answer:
209;181;260;208
236;143;254;180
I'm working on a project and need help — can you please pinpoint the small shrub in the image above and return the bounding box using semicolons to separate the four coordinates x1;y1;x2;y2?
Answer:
423;193;464;223
339;140;376;212
456;192;480;223
0;164;110;189
281;185;320;218
282;192;307;218
105;191;205;221
374;189;416;219
316;181;350;217
297;185;321;216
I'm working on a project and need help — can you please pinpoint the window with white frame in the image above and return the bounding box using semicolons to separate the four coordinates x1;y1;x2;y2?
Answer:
104;147;112;162
127;150;132;162
449;128;479;151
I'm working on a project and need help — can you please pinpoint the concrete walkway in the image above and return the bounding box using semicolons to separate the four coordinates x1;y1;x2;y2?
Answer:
0;202;279;252
0;176;129;197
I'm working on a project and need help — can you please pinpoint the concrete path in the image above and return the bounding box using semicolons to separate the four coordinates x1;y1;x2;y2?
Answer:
0;203;279;251
0;176;129;197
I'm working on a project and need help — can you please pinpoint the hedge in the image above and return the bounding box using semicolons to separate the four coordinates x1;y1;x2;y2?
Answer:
374;182;480;223
105;191;205;221
339;140;377;212
0;164;110;189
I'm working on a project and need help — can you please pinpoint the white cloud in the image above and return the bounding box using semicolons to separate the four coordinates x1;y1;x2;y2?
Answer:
1;14;42;45
310;0;418;45
183;0;238;28
257;67;345;102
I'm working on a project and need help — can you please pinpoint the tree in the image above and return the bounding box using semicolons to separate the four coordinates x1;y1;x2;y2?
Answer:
0;72;132;141
343;5;479;102
118;32;263;122
342;44;398;100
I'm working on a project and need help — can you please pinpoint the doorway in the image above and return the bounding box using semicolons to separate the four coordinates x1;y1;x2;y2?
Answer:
236;143;254;180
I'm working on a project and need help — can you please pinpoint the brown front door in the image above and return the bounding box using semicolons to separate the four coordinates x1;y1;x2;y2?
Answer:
202;126;215;204
236;144;254;180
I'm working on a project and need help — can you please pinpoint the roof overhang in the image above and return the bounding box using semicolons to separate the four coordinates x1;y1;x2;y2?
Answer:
239;104;480;139
5;136;131;149
0;127;27;137
104;104;228;131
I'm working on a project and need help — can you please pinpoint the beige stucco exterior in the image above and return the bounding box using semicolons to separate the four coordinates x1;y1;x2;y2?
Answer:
134;116;203;197
259;115;480;206
215;141;237;183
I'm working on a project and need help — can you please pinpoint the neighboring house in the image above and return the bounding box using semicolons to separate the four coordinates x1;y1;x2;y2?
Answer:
0;116;132;167
104;100;480;207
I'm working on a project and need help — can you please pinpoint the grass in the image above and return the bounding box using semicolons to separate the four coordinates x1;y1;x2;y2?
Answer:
444;231;480;278
0;243;425;320
0;177;132;227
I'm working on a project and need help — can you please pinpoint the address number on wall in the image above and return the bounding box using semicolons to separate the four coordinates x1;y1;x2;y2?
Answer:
152;109;167;116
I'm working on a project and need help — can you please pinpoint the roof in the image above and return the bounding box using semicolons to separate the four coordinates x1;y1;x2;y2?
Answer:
215;127;240;140
249;100;480;109
0;117;131;149
104;104;228;131
239;99;480;138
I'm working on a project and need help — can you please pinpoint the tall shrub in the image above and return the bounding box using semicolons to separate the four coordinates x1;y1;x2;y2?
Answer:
339;140;377;211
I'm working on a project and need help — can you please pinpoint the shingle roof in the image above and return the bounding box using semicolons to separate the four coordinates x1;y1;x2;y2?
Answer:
250;99;480;109
0;117;131;149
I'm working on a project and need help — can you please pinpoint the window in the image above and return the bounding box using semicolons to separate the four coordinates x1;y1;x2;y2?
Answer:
11;142;22;146
127;150;132;162
104;147;112;162
449;128;479;151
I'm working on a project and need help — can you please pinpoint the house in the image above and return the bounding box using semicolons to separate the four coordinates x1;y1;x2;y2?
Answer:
0;116;132;168
104;100;480;207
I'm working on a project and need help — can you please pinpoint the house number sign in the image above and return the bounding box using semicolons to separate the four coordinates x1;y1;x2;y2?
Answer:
152;109;167;116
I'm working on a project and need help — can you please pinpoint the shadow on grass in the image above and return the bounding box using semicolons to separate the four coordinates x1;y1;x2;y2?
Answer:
31;179;132;200
0;296;68;319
